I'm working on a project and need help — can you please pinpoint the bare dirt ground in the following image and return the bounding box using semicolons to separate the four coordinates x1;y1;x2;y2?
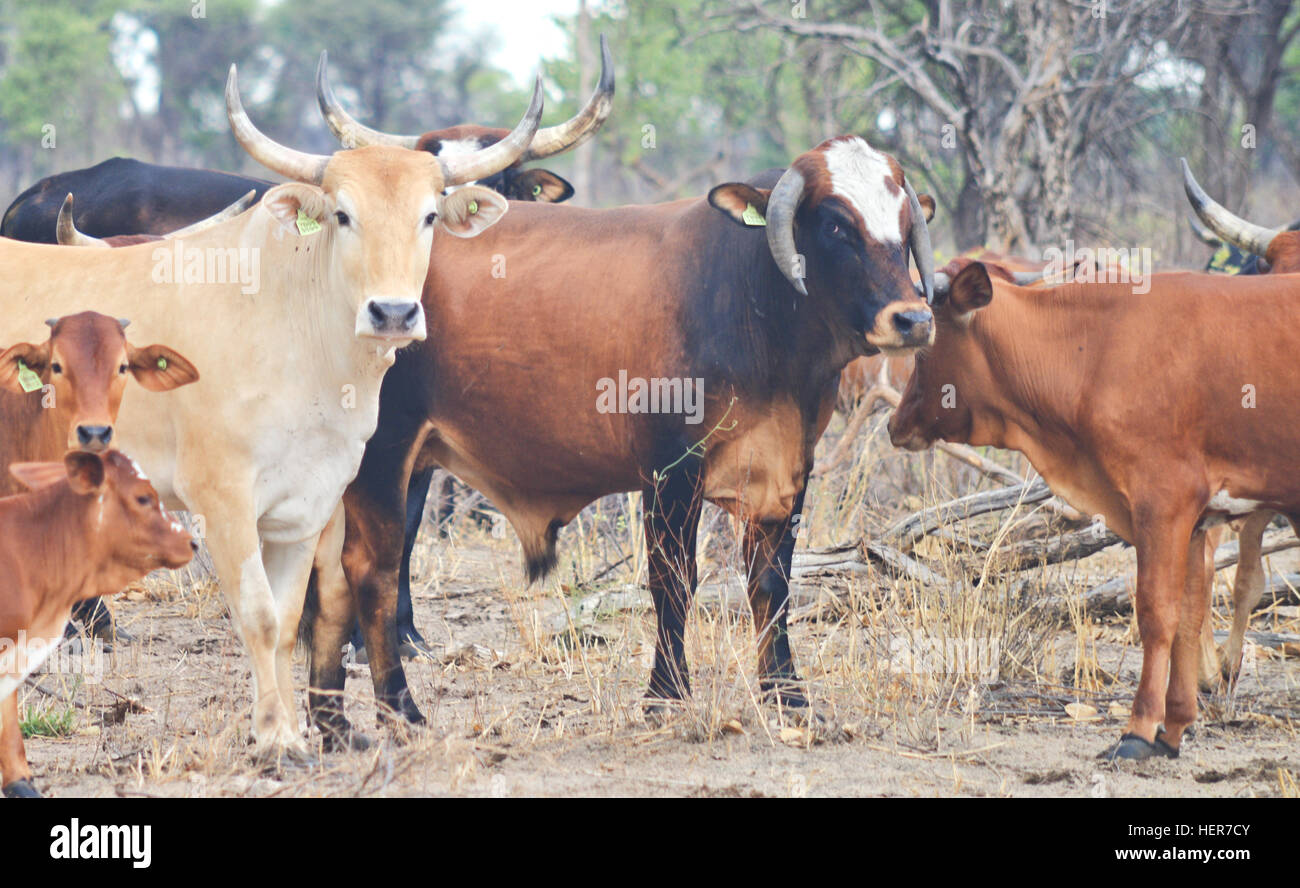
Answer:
13;415;1300;798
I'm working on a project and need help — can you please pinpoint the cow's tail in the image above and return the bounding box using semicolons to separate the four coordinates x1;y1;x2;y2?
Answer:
521;520;562;585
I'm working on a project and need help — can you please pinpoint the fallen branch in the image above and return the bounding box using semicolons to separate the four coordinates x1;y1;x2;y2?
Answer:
884;480;1053;548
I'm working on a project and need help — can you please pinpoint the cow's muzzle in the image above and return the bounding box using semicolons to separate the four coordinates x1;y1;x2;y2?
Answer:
357;300;427;341
866;302;934;351
75;425;113;451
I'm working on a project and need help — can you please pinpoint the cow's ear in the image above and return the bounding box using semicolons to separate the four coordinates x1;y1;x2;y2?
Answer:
63;451;107;495
438;186;508;238
512;169;574;203
0;341;49;393
949;261;994;317
917;193;935;223
126;344;200;392
707;184;771;228
9;461;68;492
261;183;327;236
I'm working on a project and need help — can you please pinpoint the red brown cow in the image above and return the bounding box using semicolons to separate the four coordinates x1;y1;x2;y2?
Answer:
1182;160;1300;688
0;450;195;797
0;312;199;642
888;257;1300;760
302;135;938;747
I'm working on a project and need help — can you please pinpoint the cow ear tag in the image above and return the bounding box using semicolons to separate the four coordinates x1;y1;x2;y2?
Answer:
157;357;168;371
467;200;479;215
532;184;542;196
16;360;42;393
295;209;322;236
741;203;766;227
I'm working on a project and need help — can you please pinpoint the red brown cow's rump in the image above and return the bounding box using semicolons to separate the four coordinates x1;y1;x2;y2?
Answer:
0;451;194;798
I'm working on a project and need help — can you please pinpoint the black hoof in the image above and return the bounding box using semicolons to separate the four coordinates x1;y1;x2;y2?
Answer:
2;778;41;798
1101;730;1179;761
319;722;372;753
760;677;808;709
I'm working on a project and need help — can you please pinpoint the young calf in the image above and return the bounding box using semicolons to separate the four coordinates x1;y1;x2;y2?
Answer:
0;312;199;641
0;450;195;797
888;258;1300;760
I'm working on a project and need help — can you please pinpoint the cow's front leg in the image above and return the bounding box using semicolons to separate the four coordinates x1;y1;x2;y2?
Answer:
0;690;38;797
261;533;323;748
1107;502;1197;761
308;503;369;751
195;489;305;759
642;451;704;703
742;488;806;708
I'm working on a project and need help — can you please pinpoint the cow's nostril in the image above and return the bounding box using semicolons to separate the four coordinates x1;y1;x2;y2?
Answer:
894;310;933;341
402;304;420;325
368;301;386;324
77;425;112;448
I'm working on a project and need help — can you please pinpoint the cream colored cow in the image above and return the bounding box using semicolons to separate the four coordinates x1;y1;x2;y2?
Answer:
0;64;543;760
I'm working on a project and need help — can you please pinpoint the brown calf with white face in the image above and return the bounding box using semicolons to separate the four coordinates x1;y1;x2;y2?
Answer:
0;451;195;797
889;257;1300;759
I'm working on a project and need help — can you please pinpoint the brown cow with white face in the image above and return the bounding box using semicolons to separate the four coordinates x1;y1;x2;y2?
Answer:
302;135;938;746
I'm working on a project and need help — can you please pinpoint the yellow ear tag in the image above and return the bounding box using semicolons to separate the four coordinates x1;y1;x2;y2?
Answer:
467;200;479;215
295;209;321;236
741;203;766;227
16;360;42;393
532;184;542;196
157;357;168;371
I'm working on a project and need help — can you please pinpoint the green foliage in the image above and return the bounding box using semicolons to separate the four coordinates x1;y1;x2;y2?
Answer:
20;702;77;739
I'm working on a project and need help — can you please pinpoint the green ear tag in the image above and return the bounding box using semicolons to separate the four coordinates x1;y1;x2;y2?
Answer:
157;356;168;371
532;184;542;196
16;360;41;393
741;203;766;227
295;209;322;236
467;200;479;215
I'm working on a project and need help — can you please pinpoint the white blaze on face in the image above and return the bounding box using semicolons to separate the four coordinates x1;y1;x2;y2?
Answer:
434;138;486;192
822;138;906;245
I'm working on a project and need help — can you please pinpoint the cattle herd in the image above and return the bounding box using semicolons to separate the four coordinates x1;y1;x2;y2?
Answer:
0;36;1293;799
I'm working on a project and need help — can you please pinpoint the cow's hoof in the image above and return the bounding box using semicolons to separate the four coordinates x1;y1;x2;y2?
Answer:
255;740;317;773
320;724;372;754
1101;731;1179;761
2;779;41;798
641;696;688;727
760;678;808;710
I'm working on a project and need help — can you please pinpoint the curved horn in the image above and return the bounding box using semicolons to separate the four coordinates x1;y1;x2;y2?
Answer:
56;194;107;247
439;74;545;187
1181;157;1279;258
316;51;420;149
227;64;329;185
764;166;808;296
1186;212;1222;247
164;190;258;239
520;34;615;161
905;180;935;304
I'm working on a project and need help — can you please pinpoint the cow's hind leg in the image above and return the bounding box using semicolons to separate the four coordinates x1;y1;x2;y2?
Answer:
1106;502;1197;761
1196;526;1223;692
1162;529;1212;750
0;690;38;797
743;488;806;708
396;465;435;657
642;448;704;704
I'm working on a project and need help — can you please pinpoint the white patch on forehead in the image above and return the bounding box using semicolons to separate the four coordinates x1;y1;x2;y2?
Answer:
822;138;906;245
434;139;484;191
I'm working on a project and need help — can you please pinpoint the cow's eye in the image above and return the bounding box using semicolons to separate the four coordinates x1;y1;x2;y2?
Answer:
118;364;128;375
51;362;62;374
824;219;846;239
424;212;437;226
136;495;150;506
334;211;350;227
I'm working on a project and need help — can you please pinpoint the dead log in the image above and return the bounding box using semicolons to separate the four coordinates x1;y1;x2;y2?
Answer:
884;480;1054;548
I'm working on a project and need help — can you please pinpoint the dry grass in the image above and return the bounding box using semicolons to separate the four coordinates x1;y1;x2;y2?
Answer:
15;403;1299;797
